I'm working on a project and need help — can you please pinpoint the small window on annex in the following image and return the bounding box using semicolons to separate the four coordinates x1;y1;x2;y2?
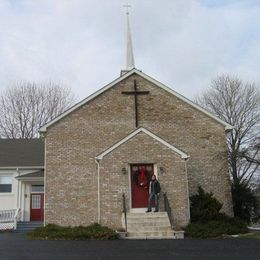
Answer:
0;176;12;193
31;185;44;193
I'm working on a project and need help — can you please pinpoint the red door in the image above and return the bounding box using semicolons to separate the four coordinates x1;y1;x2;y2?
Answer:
131;164;154;208
30;193;44;221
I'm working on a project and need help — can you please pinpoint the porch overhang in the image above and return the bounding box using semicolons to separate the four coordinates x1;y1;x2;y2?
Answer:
15;170;44;182
95;127;189;161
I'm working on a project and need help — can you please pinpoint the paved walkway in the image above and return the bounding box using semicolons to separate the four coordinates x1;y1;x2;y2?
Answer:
0;233;260;260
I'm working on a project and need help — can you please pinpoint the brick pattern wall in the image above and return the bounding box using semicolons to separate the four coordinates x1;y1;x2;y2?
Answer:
99;132;189;229
44;73;233;228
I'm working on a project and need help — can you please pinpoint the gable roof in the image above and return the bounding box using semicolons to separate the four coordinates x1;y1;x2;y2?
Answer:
0;139;44;168
95;127;189;160
16;170;44;180
39;68;233;133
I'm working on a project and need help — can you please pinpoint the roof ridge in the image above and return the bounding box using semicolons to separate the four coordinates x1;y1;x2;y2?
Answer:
39;69;232;132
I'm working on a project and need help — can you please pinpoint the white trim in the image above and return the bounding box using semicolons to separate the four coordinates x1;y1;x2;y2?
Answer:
137;71;233;131
0;166;44;170
0;193;15;196
129;163;157;210
44;137;46;226
16;177;44;182
127;164;132;209
39;68;233;133
95;127;189;160
95;159;101;224
39;70;138;132
184;160;191;223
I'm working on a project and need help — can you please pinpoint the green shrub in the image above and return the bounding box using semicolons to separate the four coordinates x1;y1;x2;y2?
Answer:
186;186;248;238
232;183;258;223
190;186;223;222
27;223;118;240
185;218;248;238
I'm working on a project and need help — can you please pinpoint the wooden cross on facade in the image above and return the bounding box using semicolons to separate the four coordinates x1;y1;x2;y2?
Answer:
122;80;150;128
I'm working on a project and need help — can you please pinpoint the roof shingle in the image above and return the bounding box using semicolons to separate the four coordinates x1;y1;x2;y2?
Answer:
0;139;44;167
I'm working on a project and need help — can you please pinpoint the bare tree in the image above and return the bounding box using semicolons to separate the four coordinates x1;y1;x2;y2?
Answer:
0;82;75;138
196;75;260;186
241;138;260;166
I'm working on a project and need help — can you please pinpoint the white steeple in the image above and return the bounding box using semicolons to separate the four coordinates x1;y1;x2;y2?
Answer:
121;4;135;75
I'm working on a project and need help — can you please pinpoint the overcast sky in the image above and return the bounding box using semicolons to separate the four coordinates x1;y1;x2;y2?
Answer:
0;0;260;100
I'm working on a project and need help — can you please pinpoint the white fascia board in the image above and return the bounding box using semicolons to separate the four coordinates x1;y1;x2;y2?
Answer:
39;69;138;133
133;70;233;131
39;68;233;132
0;166;44;170
16;177;44;181
95;127;189;160
141;128;189;159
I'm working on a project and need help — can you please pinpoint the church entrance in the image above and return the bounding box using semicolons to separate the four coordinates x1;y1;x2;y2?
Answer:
130;164;154;208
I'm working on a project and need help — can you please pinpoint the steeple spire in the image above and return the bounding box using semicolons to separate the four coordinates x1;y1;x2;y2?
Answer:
121;4;135;75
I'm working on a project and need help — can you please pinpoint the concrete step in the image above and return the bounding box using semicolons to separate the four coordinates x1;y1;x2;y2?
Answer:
128;221;171;227
127;230;175;239
122;211;181;239
15;222;43;233
17;222;43;226
127;218;170;224
127;212;167;218
128;225;172;232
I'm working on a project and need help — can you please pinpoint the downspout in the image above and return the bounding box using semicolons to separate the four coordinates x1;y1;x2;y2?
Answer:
95;159;101;224
184;158;191;223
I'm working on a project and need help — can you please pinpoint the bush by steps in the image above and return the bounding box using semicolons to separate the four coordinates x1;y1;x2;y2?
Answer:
27;223;118;240
185;187;248;238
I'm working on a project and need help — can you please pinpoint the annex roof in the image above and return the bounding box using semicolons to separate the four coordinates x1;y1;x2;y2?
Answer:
16;170;44;180
0;139;44;168
39;68;233;133
95;127;189;160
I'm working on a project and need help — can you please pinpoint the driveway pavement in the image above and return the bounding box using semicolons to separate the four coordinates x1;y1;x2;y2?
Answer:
0;233;259;260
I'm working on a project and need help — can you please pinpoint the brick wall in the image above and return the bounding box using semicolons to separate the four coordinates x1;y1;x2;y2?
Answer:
44;73;233;228
99;131;189;229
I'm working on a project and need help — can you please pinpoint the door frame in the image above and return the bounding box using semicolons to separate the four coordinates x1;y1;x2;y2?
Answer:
128;163;158;211
30;186;44;221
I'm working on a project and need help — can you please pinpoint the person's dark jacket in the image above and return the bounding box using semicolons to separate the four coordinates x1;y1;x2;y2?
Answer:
149;180;161;194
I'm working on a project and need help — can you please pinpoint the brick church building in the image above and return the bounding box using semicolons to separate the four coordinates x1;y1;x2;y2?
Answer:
0;11;233;238
39;66;233;233
39;11;234;236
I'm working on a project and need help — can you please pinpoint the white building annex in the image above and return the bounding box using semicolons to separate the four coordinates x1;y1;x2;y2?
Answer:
0;139;44;230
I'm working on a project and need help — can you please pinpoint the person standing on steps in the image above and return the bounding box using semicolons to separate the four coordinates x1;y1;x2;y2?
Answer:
146;174;161;213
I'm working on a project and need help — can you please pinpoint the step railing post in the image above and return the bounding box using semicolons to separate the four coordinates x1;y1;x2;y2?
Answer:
122;193;127;233
164;192;173;229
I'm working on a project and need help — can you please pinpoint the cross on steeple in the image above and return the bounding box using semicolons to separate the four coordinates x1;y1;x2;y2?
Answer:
122;80;150;128
123;4;131;15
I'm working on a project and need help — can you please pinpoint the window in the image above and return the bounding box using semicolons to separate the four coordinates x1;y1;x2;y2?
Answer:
31;194;41;209
0;176;12;193
31;185;44;193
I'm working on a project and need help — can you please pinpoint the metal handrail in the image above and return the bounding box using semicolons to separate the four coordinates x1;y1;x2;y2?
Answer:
122;193;127;233
164;193;173;229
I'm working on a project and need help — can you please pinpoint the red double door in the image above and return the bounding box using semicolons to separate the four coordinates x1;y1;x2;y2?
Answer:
30;193;44;221
131;164;154;208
